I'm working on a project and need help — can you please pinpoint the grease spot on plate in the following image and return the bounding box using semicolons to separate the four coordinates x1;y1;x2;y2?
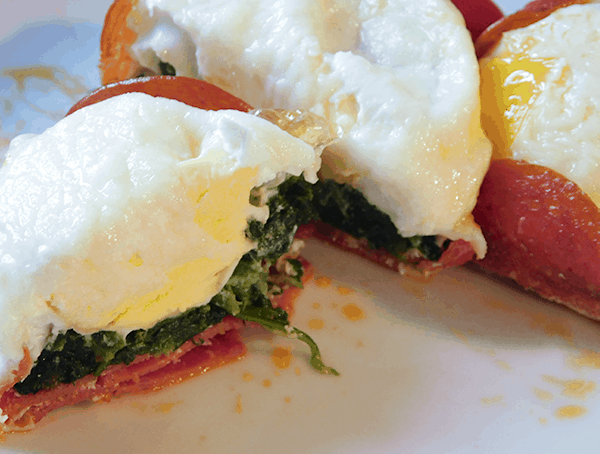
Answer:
533;387;554;401
341;303;364;321
542;375;596;399
271;347;293;369
554;405;587;420
308;318;325;330
480;395;504;406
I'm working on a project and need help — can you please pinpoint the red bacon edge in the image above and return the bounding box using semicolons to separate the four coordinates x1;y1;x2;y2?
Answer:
0;260;312;433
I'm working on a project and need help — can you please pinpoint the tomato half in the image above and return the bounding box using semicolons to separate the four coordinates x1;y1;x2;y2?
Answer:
473;160;600;319
68;76;253;116
450;0;504;42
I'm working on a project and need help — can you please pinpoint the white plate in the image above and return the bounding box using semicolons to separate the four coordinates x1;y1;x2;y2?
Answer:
2;1;600;453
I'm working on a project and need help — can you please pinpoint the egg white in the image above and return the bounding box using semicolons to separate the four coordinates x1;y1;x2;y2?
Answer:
0;93;321;386
128;0;491;257
480;4;600;205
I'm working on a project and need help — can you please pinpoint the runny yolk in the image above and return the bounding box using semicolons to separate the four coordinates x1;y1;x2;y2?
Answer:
480;55;554;159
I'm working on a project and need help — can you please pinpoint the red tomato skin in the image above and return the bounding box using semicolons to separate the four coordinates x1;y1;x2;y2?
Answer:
68;76;253;116
450;0;504;42
473;160;600;319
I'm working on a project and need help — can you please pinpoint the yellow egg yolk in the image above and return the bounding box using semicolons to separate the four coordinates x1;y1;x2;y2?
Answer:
480;54;555;159
54;166;259;332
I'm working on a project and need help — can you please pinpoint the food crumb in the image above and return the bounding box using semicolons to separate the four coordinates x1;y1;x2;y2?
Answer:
242;372;254;382
271;347;293;369
341;303;364;321
263;379;272;388
235;394;243;414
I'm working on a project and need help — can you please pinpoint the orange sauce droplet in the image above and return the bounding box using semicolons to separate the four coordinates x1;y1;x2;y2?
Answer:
271;347;293;369
294;367;301;376
555;405;587;420
312;302;321;310
130;402;148;412
542;375;596;399
336;286;355;296
308;318;325;330
315;277;332;288
262;379;272;388
495;360;513;372
235;394;243;414
450;327;469;344
533;387;553;402
242;372;254;382
480;395;504;406
341;303;364;321
152;401;182;414
571;349;600;369
284;396;291;403
399;280;427;300
539;417;548;425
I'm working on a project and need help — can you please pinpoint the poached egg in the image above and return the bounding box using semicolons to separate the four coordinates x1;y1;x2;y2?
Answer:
127;0;492;257
0;92;322;387
480;3;600;205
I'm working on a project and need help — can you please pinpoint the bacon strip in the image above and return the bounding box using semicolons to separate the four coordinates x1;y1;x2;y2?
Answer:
0;262;312;433
297;222;475;277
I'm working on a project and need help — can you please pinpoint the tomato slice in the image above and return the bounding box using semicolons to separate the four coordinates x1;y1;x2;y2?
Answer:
475;0;595;58
450;0;504;42
473;159;600;319
67;76;253;116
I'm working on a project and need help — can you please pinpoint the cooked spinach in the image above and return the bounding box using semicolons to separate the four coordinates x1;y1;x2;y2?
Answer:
250;176;446;262
15;174;446;394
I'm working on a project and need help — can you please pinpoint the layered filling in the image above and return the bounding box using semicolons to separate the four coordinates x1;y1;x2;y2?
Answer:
0;94;337;428
124;0;491;262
